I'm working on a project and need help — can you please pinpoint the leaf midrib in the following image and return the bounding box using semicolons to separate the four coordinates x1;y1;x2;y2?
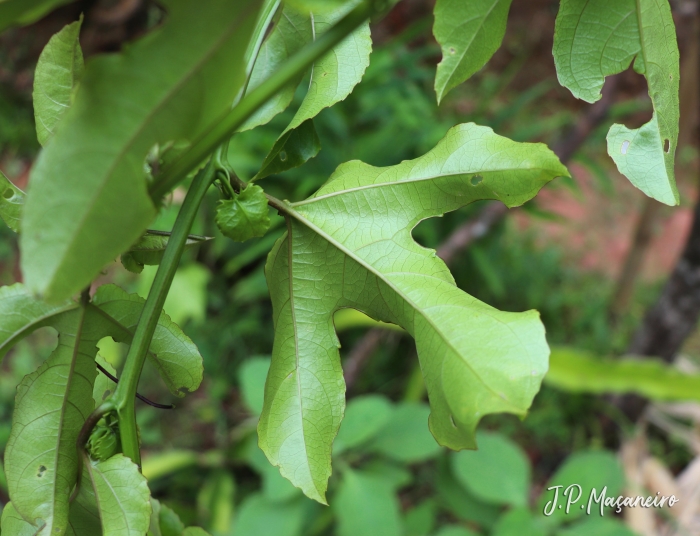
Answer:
284;203;522;410
291;166;558;207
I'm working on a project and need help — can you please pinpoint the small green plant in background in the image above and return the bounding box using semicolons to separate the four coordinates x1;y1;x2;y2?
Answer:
0;0;683;534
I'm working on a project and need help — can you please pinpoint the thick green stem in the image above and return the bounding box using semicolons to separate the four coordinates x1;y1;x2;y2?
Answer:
114;162;216;467
149;0;374;199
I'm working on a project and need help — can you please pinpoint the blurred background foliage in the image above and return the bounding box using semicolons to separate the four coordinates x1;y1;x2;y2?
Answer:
1;1;699;535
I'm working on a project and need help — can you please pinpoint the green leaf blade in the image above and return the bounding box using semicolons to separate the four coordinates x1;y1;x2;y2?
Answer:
0;171;25;233
0;283;75;360
253;119;321;180
92;284;203;397
259;123;567;501
4;307;100;535
433;0;513;103
21;0;263;301
553;0;680;205
33;17;84;146
85;454;152;536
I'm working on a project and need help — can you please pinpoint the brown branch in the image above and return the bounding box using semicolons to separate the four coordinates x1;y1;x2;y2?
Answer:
609;197;661;322
342;76;620;390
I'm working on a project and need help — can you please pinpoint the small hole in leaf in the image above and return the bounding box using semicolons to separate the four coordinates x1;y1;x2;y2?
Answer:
279;151;288;162
37;465;46;477
470;175;483;186
449;47;456;55
2;188;12;199
621;140;630;154
669;74;673;80
664;139;670;153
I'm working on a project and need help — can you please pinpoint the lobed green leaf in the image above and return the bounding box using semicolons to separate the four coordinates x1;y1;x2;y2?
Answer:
4;306;109;534
259;123;567;502
0;170;25;233
21;0;263;301
553;0;680;205
433;0;513;103
32;16;84;146
91;284;203;397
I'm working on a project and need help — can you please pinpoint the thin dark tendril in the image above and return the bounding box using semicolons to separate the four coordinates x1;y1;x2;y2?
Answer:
96;362;174;409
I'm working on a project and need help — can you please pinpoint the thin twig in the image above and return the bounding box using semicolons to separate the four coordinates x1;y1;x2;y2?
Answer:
96;362;174;410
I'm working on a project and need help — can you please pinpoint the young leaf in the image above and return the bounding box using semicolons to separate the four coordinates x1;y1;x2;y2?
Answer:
0;0;75;32
433;0;513;103
84;454;151;535
0;170;24;233
553;0;680;205
216;185;271;242
120;231;213;274
253;119;321;180
259;123;567;502
33;16;84;146
491;508;545;536
182;528;212;536
4;305;106;534
157;501;185;536
21;0;263;301
0;283;75;361
91;284;204;397
254;1;371;175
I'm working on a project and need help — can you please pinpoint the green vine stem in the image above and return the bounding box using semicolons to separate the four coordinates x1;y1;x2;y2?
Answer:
113;161;216;467
149;0;375;199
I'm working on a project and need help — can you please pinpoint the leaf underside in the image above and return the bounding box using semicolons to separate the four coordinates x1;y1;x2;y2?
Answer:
33;17;84;146
0;170;25;233
553;0;680;205
433;0;513;103
21;0;263;301
259;123;568;502
1;283;203;534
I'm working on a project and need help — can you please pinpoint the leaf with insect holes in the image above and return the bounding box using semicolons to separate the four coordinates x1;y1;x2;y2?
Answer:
252;0;371;176
33;17;84;146
84;454;152;536
21;0;263;301
433;0;513;103
4;304;112;535
0;170;25;233
553;0;680;205
259;123;567;502
120;231;213;274
216;185;271;242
